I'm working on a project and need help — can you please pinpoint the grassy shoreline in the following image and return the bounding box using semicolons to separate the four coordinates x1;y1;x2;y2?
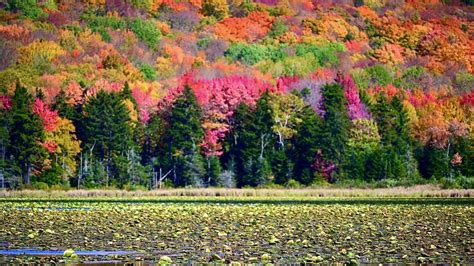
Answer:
0;198;472;206
0;185;472;198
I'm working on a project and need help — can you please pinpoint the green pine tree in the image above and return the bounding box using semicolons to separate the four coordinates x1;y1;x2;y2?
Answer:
142;114;165;166
271;147;293;184
345;148;368;180
81;90;133;184
372;94;418;180
240;92;275;186
416;145;445;179
162;86;205;187
391;96;411;151
182;152;206;187
319;83;351;180
0;99;11;163
205;156;222;186
224;92;276;187
0;93;16;185
8;83;46;185
365;146;388;181
455;137;474;177
292;106;322;185
373;93;394;145
223;103;252;187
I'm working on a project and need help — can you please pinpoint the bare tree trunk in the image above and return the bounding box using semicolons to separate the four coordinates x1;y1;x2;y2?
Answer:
84;153;89;179
446;138;451;178
159;168;162;189
78;153;83;189
277;131;284;147
158;168;173;189
22;162;30;185
259;134;269;160
173;165;177;184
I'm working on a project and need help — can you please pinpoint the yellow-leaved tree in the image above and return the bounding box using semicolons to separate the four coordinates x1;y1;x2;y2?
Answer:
18;40;65;66
44;118;81;180
268;92;305;147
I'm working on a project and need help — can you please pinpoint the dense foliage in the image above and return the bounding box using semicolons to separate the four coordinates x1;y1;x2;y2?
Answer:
0;0;473;189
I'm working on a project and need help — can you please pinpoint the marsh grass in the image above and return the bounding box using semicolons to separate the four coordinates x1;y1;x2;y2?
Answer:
0;185;471;198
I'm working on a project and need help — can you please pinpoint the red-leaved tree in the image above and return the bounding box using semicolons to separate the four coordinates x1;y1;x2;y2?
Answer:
33;98;59;132
336;74;371;120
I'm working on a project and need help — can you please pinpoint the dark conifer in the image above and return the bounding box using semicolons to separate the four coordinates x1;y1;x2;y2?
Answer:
8;83;45;185
163;85;205;186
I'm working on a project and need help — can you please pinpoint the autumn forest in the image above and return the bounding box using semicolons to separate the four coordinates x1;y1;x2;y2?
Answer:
0;0;473;189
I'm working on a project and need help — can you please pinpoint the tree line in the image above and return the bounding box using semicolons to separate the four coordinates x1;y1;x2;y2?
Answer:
0;77;472;189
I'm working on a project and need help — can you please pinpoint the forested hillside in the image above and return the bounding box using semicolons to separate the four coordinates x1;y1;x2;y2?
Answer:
0;0;473;189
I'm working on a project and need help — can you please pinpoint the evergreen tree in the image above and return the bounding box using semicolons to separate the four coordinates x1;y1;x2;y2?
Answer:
293;106;322;185
416;145;445;179
239;92;275;186
318;83;351;180
223;103;252;187
182;152;206;187
372;94;418;180
365;146;389;181
204;156;222;186
162;86;205;187
120;82;133;100
373;93;393;144
345;119;381;181
81;90;133;184
119;82;140;117
113;148;150;188
345;148;368;180
271;147;293;184
455;137;474;178
391;96;411;152
142;114;165;166
250;91;274;161
244;156;272;186
0;93;15;185
8;83;45;185
224;92;276;187
0;100;10;164
390;95;418;178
